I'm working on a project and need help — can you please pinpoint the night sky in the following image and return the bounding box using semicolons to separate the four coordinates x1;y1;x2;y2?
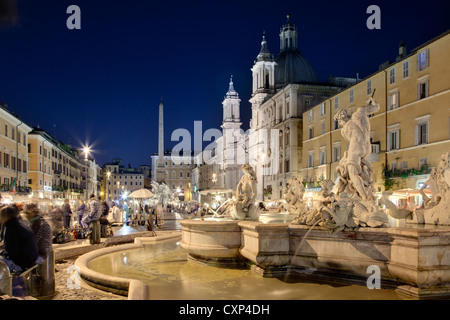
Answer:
1;0;449;168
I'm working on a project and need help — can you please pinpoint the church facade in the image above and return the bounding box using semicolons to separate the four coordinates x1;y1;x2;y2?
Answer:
248;15;354;201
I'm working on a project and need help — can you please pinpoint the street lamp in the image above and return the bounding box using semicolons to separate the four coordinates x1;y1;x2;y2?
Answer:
83;146;90;201
106;171;111;205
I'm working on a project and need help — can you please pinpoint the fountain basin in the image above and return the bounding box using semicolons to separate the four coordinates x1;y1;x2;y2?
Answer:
180;218;450;299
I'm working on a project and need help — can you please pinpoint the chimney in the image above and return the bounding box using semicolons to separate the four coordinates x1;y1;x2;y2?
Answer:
396;41;407;61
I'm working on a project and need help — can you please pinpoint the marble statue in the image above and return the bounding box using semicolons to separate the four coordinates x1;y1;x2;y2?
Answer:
334;97;379;201
413;150;450;225
290;97;389;232
283;176;308;216
378;191;413;220
228;164;259;221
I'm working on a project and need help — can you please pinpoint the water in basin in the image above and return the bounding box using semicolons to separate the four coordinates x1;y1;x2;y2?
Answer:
87;238;408;300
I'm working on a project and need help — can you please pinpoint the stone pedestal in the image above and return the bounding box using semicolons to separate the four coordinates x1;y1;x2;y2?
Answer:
239;221;290;277
388;226;450;298
180;219;243;266
90;220;101;244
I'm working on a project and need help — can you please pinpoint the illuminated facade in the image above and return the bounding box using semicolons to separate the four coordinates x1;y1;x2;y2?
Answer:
301;31;450;199
0;103;32;192
103;159;145;201
248;15;353;201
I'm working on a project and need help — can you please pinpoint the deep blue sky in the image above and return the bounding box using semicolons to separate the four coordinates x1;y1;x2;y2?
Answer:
1;0;449;168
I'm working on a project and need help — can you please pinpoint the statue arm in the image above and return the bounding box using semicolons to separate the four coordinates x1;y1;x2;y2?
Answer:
365;98;380;114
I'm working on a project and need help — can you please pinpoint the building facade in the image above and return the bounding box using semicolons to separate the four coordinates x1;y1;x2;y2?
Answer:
192;77;247;205
28;128;99;200
301;32;450;201
0;103;32;192
102;159;145;202
151;152;194;201
248;15;353;201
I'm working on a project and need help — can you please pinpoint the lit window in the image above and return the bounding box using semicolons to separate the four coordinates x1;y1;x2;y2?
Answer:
418;49;429;71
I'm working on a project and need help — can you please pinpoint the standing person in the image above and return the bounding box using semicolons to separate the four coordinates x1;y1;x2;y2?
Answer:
144;204;156;235
22;203;52;265
77;200;86;227
155;203;164;228
99;198;110;237
62;199;72;229
81;194;102;228
111;203;122;224
47;205;64;239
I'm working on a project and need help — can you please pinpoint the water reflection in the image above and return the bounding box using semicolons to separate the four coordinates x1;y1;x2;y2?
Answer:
88;239;409;300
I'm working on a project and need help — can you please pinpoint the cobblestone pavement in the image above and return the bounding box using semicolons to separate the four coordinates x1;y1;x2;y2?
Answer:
53;257;126;300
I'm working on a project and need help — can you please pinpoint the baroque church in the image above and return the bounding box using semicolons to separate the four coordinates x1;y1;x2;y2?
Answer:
248;14;355;201
192;14;355;203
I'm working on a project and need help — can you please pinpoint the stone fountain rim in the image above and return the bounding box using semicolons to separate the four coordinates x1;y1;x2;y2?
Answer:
74;233;181;299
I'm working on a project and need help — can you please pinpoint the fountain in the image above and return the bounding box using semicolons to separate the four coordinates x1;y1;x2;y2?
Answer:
72;97;450;299
178;97;450;299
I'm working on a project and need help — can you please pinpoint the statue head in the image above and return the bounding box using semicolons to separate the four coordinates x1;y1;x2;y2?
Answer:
334;109;351;126
321;179;335;193
241;164;256;179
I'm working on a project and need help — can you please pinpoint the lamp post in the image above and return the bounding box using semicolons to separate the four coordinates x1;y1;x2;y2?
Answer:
106;171;111;205
83;147;90;201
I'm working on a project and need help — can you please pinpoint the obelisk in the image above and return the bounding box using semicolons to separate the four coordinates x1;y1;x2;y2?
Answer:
156;98;166;183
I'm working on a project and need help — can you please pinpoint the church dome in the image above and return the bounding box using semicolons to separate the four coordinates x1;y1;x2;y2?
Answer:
275;14;319;86
275;50;319;85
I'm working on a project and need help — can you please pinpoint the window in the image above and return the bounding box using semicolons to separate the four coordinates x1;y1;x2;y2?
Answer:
418;79;429;100
179;171;183;178
390;162;398;170
387;129;400;151
367;80;372;95
389;68;396;84
333;119;340;130
403;60;409;78
400;161;408;170
321;121;326;134
417;49;429;71
349;89;354;103
416;122;428;145
4;124;8;137
320;103;325;116
419;158;428;169
334;97;339;110
332;144;341;162
307;151;314;168
388;92;399;110
308;109;314;122
308;126;314;139
319;148;327;165
305;100;311;109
